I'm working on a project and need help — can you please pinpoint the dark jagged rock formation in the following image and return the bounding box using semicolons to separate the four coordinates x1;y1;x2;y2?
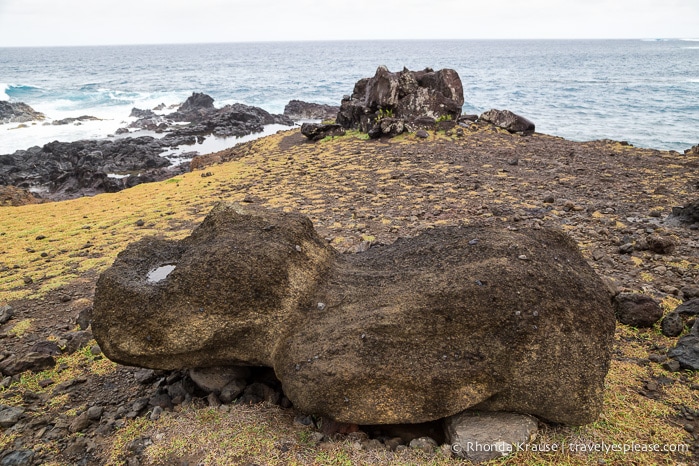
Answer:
337;66;464;138
669;320;699;370
0;136;191;200
284;100;340;121
479;109;535;133
94;202;615;426
300;122;345;141
128;93;294;138
2;93;294;199
0;101;46;124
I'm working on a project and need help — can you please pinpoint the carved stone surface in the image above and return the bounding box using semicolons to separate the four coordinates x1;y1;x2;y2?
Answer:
94;202;615;426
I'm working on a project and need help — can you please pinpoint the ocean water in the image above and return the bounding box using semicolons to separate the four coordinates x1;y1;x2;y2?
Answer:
1;39;698;155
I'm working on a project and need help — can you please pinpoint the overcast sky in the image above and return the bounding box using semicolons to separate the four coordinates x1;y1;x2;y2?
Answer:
1;0;698;47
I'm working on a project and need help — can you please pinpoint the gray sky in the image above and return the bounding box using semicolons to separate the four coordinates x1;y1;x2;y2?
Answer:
1;0;698;47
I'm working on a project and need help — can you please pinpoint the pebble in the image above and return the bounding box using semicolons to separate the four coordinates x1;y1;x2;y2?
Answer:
409;436;438;454
648;354;667;364
150;406;163;421
661;360;681;372
0;305;14;324
0;405;25;428
618;243;634;254
87;406;104;421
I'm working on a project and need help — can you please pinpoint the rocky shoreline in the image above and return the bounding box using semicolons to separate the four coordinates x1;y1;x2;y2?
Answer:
0;93;300;201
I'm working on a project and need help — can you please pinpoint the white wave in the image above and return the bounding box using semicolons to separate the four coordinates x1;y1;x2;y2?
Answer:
0;84;10;101
680;38;699;42
0;118;127;154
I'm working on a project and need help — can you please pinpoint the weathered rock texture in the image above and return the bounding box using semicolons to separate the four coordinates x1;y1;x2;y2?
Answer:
479;109;535;133
613;293;663;328
445;411;538;462
129;92;294;138
337;66;464;138
300;123;345;141
93;203;615;426
670;199;699;225
284;100;340;121
0;101;46;124
668;320;699;370
0;136;189;200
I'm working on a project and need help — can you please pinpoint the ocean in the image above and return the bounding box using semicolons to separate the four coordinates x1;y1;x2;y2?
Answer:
1;39;698;155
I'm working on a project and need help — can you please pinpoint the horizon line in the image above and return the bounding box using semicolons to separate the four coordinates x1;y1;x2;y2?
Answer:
1;37;696;49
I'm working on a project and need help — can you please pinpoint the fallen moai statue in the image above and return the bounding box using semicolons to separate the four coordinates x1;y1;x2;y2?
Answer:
93;202;615;426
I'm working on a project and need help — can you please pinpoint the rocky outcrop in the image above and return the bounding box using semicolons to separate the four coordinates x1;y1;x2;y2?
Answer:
685;144;699;156
300;123;345;141
337;66;464;138
0;136;191;200
479;109;535;133
128;93;294;139
0;101;46;124
129;108;157;119
94;202;615;426
670;199;699;225
284;100;340;121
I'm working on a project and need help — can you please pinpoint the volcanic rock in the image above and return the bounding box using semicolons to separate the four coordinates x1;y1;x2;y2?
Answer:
662;298;699;337
284;100;340;121
0;305;15;324
51;115;101;126
445;411;538;462
93;202;615;426
0;137;184;200
668;321;699;370
479;109;535;133
300;123;345;141
613;293;663;328
337;66;464;137
129;108;157;119
0;405;25;428
189;366;250;393
670;199;699;225
0;352;55;376
0;101;45;124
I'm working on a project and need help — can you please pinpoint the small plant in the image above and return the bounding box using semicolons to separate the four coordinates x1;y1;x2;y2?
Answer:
436;114;453;122
375;107;394;120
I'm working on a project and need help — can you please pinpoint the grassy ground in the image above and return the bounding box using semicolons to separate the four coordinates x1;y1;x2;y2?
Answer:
1;127;698;465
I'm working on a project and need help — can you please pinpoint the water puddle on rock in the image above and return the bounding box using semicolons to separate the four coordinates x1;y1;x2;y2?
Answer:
147;265;176;283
